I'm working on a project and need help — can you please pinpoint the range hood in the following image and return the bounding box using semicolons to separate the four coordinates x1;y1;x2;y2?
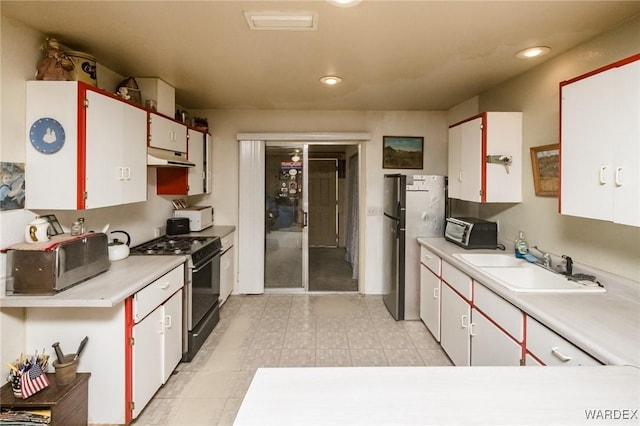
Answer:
147;146;195;168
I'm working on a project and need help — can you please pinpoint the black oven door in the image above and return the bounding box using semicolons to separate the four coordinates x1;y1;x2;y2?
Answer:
190;252;220;330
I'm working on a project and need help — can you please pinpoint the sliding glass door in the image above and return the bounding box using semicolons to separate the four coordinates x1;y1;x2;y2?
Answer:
264;144;308;290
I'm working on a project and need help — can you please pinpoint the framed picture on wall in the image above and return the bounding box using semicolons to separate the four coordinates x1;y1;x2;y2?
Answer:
382;136;424;169
530;143;560;197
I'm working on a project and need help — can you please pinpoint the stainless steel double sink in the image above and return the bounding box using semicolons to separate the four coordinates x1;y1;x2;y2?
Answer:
452;253;606;293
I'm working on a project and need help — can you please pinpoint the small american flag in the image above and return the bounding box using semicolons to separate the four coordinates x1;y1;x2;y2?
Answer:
19;363;50;398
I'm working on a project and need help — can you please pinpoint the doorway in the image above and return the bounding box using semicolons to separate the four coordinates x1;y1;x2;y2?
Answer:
264;143;358;292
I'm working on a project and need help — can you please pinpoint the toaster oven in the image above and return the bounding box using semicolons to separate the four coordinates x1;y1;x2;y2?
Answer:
173;206;213;232
445;217;498;249
6;233;110;294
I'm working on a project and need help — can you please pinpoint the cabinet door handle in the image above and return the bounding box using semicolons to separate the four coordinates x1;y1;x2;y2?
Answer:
599;166;607;185
160;283;170;290
118;167;125;181
458;171;464;182
551;346;572;362
423;253;432;260
469;322;476;336
460;314;468;328
165;315;172;329
433;288;439;299
615;167;623;187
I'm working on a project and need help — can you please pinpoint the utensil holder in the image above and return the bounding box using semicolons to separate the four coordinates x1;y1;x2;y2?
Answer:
53;354;78;386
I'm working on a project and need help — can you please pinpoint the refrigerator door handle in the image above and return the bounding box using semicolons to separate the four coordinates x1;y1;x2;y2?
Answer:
303;211;308;227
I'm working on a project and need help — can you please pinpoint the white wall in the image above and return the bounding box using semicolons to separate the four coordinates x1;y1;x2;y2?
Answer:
0;15;191;369
477;16;640;281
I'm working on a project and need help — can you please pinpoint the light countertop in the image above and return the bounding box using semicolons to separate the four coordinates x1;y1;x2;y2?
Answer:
417;237;640;367
0;225;236;308
190;225;236;239
0;255;186;308
234;366;640;425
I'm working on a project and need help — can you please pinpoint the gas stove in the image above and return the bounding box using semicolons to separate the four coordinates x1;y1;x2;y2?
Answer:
130;235;221;267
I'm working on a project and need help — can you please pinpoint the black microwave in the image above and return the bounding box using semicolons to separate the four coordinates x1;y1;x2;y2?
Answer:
444;217;498;249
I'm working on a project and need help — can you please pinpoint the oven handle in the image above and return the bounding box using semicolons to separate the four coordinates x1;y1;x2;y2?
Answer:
192;252;220;272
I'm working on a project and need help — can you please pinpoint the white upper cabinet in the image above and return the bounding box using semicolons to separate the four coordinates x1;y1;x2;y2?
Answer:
560;56;640;227
148;112;187;153
187;128;207;195
25;81;147;210
448;112;522;203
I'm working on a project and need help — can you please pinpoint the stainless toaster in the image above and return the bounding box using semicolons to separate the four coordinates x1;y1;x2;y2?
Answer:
6;232;110;294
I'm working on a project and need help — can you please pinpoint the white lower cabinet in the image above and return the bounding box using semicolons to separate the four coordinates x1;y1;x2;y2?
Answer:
23;263;185;425
132;289;182;418
219;231;235;305
419;243;606;369
132;304;163;418
470;308;522;366
526;316;602;366
439;260;523;367
162;291;183;380
440;283;471;366
131;265;185;419
419;264;441;341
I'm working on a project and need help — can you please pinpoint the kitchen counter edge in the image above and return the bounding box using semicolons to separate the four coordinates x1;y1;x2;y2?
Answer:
417;237;640;367
0;255;187;308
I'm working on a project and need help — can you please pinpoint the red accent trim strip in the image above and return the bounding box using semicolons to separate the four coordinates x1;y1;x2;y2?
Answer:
480;113;488;203
77;83;87;209
124;297;133;424
559;53;640;88
448;112;484;129
473;304;523;344
146;112;151;148
441;279;472;304
558;88;563;214
525;350;546;366
521;312;528;363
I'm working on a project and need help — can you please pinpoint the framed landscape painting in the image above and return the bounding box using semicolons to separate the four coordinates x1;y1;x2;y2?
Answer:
382;136;424;169
530;143;560;196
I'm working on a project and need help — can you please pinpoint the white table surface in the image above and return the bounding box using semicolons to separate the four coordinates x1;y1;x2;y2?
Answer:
234;366;640;426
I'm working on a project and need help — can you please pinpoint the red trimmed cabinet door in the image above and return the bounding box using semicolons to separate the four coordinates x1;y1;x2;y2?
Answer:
560;54;640;227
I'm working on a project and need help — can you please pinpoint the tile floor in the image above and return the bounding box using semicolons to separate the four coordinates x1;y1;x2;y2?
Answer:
131;294;452;426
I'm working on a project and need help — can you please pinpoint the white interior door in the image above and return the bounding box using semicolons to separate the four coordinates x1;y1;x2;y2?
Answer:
309;159;338;247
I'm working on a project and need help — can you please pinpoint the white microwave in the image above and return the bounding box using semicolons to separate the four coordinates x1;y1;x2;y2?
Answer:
173;206;213;231
444;217;497;249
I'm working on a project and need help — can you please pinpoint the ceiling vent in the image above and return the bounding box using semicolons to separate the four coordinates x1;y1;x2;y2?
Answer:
244;11;318;31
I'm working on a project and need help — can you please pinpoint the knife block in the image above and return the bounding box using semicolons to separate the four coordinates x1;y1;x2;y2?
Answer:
53;354;78;386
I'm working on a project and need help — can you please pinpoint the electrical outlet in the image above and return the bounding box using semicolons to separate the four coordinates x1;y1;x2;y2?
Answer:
154;227;161;237
496;220;500;233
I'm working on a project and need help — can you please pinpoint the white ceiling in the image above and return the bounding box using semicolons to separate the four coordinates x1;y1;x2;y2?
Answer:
3;1;640;111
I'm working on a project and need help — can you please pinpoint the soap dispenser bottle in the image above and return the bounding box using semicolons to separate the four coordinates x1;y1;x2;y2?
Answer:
515;230;529;258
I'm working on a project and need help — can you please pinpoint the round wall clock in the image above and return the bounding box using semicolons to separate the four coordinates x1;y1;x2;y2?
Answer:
29;117;66;154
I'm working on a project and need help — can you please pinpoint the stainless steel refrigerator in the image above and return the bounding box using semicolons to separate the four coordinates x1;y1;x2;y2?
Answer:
383;174;446;320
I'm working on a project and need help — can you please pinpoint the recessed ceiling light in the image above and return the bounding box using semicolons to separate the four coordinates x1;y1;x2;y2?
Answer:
516;46;551;59
327;0;362;7
320;75;343;85
244;11;318;31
